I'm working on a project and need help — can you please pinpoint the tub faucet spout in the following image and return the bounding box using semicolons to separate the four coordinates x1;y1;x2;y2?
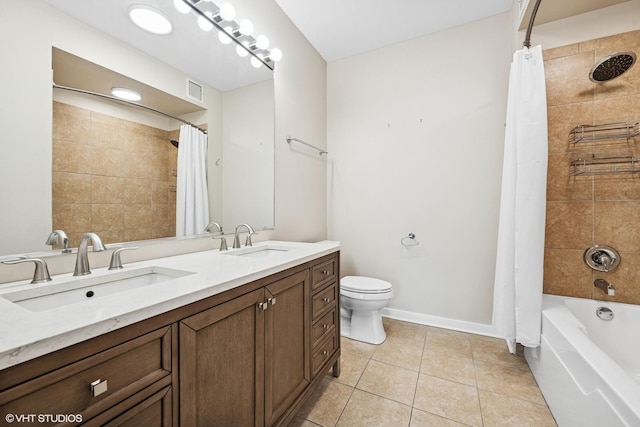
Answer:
594;279;615;296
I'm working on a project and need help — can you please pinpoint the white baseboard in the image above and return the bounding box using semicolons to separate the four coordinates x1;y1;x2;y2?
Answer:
381;307;500;338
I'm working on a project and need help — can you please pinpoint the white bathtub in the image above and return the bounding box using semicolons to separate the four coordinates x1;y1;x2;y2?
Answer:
525;295;640;427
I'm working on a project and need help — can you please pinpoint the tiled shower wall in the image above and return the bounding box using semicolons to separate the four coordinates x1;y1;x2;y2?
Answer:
543;29;640;305
52;101;178;248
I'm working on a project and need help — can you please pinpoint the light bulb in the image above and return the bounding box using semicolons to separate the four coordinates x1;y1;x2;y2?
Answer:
218;3;236;21
174;0;190;14
255;35;269;50
198;11;214;31
269;48;282;62
238;19;253;36
218;27;232;44
251;55;263;68
236;42;249;57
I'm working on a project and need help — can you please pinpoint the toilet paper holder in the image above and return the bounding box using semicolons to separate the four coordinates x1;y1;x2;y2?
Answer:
401;233;419;246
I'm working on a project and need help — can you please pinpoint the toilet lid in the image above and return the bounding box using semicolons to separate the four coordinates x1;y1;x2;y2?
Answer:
341;276;393;294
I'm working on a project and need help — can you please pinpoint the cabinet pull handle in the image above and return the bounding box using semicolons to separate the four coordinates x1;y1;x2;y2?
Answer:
268;297;276;305
323;324;329;330
323;350;329;357
90;379;108;397
258;302;268;311
323;297;331;303
322;270;330;276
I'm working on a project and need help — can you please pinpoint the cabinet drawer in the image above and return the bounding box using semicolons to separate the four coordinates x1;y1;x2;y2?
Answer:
0;326;172;421
311;334;337;377
312;309;336;349
311;257;337;291
312;283;337;320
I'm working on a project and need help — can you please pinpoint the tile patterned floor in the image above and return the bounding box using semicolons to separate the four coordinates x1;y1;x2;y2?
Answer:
293;318;557;427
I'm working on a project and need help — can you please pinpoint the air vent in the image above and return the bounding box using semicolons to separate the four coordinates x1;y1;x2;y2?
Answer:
187;78;204;102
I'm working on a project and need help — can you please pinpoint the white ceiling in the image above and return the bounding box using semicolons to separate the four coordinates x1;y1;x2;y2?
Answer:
275;0;515;62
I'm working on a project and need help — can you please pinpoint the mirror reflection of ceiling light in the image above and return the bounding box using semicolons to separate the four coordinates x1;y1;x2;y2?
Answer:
174;0;282;69
111;87;142;101
129;4;173;35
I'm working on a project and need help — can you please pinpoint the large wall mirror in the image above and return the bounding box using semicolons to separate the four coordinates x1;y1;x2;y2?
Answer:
0;0;275;257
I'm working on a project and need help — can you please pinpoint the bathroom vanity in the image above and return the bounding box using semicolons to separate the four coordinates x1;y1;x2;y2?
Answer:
0;241;340;426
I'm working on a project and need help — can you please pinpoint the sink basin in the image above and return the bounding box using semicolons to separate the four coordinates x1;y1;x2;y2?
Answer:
225;244;299;258
2;266;194;312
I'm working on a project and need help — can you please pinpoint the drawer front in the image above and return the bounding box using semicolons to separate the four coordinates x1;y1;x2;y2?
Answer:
0;326;172;420
311;257;337;291
311;335;337;377
312;309;336;349
312;283;337;320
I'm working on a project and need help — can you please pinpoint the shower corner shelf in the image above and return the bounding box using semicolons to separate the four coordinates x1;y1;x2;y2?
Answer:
569;121;640;144
571;154;640;176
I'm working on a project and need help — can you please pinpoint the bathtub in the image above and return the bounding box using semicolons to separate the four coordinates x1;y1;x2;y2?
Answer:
524;295;640;427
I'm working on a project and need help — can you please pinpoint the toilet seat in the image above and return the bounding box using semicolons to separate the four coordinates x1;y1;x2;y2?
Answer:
341;276;393;294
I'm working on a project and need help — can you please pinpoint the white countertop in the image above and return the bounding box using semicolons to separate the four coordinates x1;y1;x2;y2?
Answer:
0;240;340;370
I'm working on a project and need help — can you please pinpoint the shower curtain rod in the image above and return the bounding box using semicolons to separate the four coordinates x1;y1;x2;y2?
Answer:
53;84;207;134
523;0;542;48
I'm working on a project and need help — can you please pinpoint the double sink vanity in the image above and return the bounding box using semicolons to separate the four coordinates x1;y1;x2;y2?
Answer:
0;240;341;426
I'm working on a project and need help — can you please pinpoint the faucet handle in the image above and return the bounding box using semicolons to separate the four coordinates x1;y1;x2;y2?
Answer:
2;258;52;284
108;247;139;270
45;230;72;253
212;234;228;251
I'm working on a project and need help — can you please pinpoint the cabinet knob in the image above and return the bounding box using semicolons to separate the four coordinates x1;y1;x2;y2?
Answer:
322;270;330;276
323;351;329;357
323;324;329;330
90;379;108;397
258;302;268;311
268;297;276;305
323;297;331;303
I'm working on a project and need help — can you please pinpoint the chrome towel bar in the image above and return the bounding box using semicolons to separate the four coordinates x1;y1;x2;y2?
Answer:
286;135;328;156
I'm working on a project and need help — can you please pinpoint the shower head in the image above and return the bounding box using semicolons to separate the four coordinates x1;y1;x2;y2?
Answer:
170;139;179;148
589;52;636;83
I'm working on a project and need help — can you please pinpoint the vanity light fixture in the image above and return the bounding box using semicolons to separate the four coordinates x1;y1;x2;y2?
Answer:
128;4;173;35
111;87;142;101
174;0;282;70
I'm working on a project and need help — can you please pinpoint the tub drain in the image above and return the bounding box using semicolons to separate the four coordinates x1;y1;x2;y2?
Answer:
596;307;614;321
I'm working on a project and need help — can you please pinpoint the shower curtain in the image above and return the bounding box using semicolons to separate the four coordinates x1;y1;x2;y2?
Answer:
493;45;548;353
176;124;209;236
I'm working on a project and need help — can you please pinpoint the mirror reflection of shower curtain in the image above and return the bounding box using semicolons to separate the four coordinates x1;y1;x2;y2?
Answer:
493;45;548;353
176;124;209;236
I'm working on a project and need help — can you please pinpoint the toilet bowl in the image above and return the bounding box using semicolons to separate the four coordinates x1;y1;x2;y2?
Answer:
340;276;394;345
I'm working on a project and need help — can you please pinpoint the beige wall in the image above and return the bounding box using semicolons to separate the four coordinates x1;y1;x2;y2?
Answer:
327;13;511;330
543;29;640;305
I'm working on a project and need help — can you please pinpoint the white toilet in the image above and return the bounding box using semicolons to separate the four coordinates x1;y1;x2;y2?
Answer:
340;276;394;345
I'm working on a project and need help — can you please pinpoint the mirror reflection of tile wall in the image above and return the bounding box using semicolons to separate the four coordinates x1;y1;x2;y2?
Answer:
543;29;640;305
52;102;178;248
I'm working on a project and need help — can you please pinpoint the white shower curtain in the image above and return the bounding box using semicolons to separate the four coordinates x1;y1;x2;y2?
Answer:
493;45;548;353
176;124;209;236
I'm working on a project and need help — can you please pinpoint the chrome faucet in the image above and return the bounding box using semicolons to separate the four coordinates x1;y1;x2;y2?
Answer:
594;279;615;296
205;222;223;234
74;232;106;276
233;223;256;248
2;257;52;284
45;229;72;253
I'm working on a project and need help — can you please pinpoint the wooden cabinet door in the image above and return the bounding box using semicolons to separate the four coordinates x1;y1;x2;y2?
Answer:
179;288;265;427
264;270;310;426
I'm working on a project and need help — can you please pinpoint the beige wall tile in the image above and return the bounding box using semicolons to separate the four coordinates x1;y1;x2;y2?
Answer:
52;140;94;175
543;248;593;298
594;201;640;251
547;153;593;201
544;52;595;107
53;102;90;142
545;201;593;249
53;172;91;204
91;204;124;231
91;175;125;204
547;102;593;154
542;44;579;61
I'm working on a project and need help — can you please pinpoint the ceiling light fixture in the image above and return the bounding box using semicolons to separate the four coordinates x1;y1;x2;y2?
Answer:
128;4;173;35
111;87;142;101
175;0;282;70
